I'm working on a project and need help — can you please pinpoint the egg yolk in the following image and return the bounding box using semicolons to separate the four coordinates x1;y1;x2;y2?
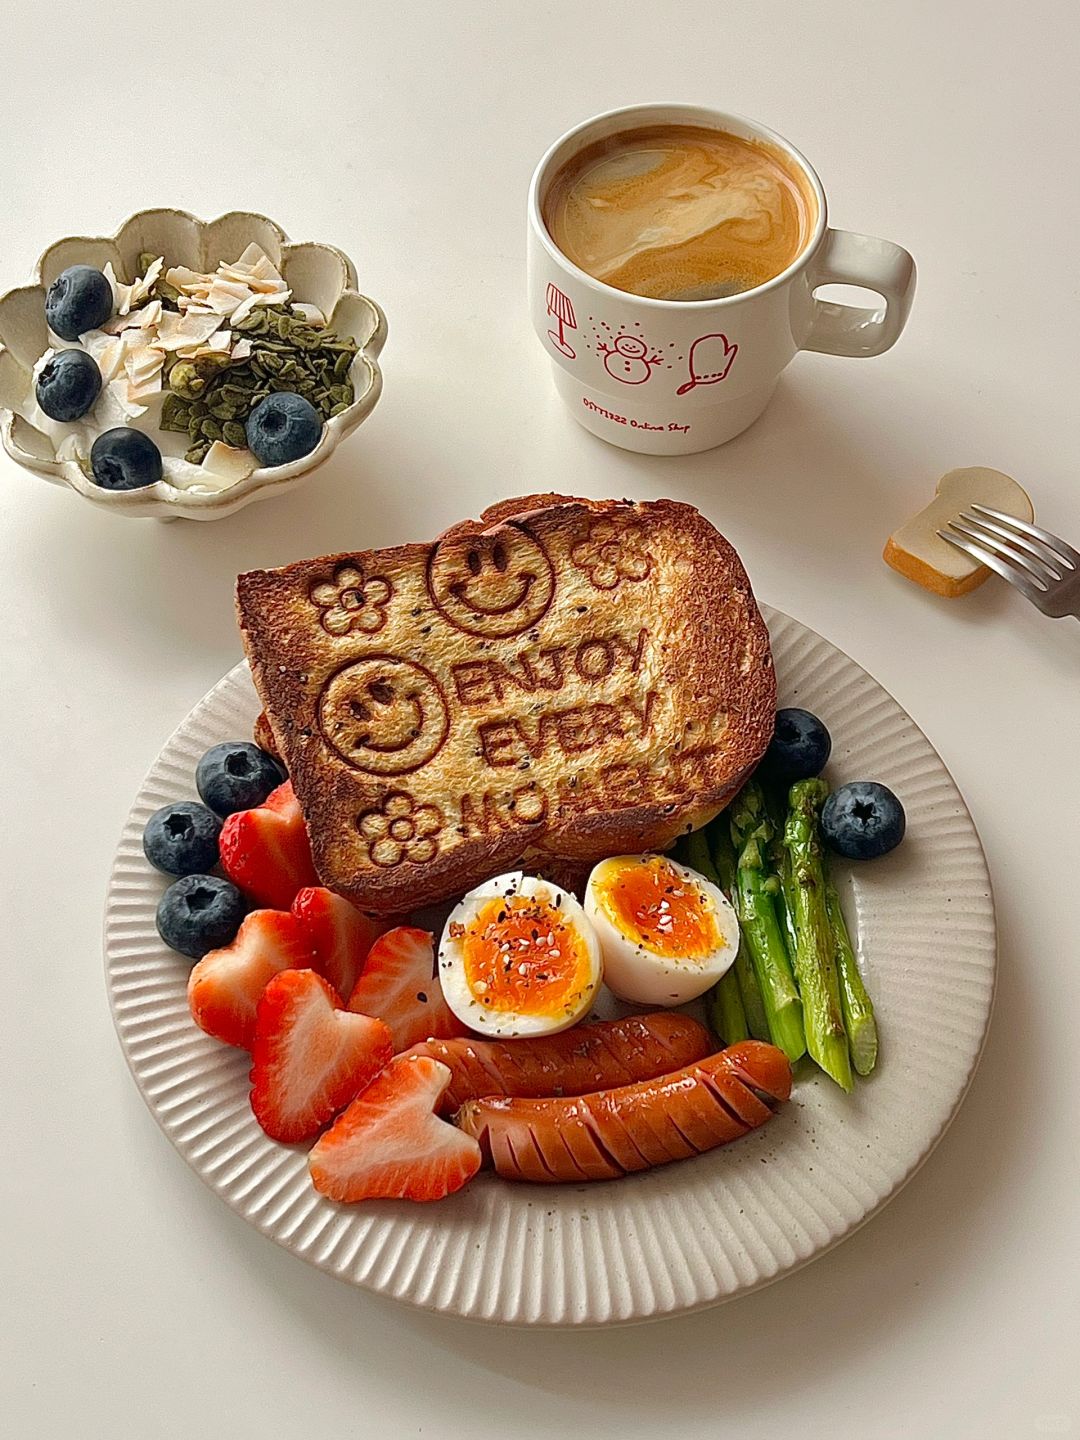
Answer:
598;857;721;959
456;894;593;1015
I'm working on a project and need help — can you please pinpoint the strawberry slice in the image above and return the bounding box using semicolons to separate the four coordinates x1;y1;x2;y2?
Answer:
292;887;386;1002
309;1054;481;1202
188;909;314;1049
219;781;318;910
347;926;465;1052
250;970;393;1143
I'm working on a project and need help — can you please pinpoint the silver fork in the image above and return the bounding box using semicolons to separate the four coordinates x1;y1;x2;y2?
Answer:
939;504;1080;619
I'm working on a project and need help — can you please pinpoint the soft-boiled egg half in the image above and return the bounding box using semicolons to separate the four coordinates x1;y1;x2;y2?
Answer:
439;872;603;1038
585;854;739;1006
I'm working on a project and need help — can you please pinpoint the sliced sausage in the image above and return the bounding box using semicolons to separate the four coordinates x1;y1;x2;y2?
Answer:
455;1041;791;1184
404;1012;712;1112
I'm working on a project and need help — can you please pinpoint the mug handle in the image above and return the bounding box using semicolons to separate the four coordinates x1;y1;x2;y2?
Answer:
802;228;916;358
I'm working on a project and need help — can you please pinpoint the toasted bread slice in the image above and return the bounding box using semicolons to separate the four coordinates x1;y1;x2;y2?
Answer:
253;708;281;760
236;496;774;914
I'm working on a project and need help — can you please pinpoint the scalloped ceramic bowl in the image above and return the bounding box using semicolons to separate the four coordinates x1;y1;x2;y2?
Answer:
0;209;386;520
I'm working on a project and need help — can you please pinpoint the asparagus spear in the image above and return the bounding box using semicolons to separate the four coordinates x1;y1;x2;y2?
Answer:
728;785;806;1063
709;963;749;1044
826;880;878;1076
685;825;717;884
684;828;749;1044
709;820;771;1041
763;785;799;957
783;780;854;1091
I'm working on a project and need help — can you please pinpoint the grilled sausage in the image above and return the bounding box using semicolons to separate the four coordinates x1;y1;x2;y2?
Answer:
454;1040;791;1183
404;1012;712;1112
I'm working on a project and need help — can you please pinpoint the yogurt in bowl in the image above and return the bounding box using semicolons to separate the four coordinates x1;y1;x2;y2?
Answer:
0;209;385;520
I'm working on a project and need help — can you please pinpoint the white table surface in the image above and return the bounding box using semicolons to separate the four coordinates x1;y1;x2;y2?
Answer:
3;2;1078;1435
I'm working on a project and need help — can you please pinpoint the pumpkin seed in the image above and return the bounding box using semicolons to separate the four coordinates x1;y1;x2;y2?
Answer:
154;281;182;308
160;393;191;432
223;421;247;448
170;362;206;399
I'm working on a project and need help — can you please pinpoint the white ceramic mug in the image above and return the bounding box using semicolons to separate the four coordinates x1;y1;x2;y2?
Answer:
527;103;917;455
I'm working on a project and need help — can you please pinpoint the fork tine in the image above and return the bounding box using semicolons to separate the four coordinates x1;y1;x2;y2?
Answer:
948;517;1058;584
969;504;1079;569
937;529;1045;602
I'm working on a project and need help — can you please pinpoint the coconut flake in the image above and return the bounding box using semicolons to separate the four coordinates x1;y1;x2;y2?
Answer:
124;345;165;402
290;301;326;326
153;310;224;352
103;299;163;334
96;376;146;425
201;441;257;484
166;264;210;293
223;244;286;289
129;256;164;309
104;254;163;317
103;262;130;314
98;339;127;384
235;242;271;270
78;330;126;384
203;275;252;316
182;330;232;362
229;286;291;326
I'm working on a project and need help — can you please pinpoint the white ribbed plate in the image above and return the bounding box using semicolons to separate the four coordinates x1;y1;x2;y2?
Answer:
104;608;995;1326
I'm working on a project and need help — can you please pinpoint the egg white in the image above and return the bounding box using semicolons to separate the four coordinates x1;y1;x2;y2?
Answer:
584;855;739;1006
438;872;603;1038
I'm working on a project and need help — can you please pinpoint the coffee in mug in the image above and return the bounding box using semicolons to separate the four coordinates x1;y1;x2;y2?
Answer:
529;104;916;455
541;123;817;301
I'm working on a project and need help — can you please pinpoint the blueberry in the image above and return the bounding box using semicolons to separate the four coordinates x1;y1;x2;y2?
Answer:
196;741;285;818
245;391;322;467
44;265;113;341
35;348;102;421
822;782;906;861
764;707;832;783
156;874;246;959
143;801;222;877
90;427;162;490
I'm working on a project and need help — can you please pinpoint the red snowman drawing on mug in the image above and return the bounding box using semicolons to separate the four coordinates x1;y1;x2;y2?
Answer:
597;331;663;385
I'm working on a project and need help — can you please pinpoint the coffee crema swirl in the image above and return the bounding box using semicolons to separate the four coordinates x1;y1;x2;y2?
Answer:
542;124;817;301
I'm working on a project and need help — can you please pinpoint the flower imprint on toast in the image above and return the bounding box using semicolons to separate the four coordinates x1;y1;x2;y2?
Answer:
310;566;393;637
357;792;444;868
570;519;654;590
317;656;450;776
426;522;556;638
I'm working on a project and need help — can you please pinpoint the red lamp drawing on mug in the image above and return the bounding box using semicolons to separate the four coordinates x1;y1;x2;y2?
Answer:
545;283;578;358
